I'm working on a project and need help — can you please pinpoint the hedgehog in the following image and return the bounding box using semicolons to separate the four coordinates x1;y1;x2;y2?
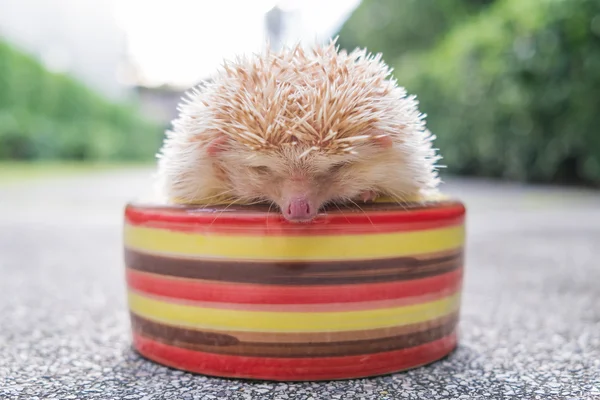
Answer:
154;39;443;222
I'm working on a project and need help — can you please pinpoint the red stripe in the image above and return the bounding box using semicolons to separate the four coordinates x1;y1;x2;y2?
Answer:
128;287;458;312
133;332;457;381
124;203;465;235
126;267;463;305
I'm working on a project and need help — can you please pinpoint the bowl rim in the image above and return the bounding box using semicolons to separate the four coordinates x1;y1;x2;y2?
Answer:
124;195;466;228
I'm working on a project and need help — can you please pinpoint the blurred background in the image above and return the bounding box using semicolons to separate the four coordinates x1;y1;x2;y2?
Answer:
1;0;598;187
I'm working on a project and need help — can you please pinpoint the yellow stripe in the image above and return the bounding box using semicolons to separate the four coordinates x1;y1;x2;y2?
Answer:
123;224;464;260
128;291;461;333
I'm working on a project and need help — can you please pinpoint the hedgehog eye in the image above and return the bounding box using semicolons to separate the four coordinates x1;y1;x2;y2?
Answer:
250;166;271;174
328;162;350;173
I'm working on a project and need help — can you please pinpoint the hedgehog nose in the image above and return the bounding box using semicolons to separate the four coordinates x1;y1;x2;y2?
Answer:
286;197;312;220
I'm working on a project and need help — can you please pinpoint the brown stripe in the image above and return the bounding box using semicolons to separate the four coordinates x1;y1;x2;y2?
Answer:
125;249;462;285
131;312;458;343
130;313;459;357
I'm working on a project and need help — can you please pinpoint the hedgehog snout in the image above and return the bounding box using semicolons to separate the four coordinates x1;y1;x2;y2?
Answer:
283;196;315;222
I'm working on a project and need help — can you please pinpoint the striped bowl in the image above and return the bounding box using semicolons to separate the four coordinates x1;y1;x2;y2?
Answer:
123;197;466;381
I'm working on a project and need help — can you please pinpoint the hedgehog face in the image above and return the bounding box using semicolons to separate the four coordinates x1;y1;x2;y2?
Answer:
215;141;406;222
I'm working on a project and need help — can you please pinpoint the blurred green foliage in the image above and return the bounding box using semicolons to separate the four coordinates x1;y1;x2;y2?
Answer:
337;0;495;60
0;40;163;161
338;0;600;186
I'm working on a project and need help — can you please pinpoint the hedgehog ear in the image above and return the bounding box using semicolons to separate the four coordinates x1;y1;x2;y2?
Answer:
372;134;393;149
206;135;229;156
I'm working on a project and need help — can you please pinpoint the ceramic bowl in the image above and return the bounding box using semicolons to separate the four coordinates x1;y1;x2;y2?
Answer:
123;197;466;381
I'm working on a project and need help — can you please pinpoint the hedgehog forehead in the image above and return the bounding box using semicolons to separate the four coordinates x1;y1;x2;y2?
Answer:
234;144;351;172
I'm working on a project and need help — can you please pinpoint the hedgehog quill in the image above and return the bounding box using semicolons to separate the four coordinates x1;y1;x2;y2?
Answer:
154;40;443;223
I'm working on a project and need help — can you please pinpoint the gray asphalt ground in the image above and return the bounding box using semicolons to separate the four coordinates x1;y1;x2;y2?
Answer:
1;168;599;399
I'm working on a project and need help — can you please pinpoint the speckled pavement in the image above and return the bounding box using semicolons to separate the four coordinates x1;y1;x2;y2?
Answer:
1;170;599;400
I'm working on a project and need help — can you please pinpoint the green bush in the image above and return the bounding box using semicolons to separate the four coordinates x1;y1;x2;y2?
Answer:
391;0;600;185
0;39;163;161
